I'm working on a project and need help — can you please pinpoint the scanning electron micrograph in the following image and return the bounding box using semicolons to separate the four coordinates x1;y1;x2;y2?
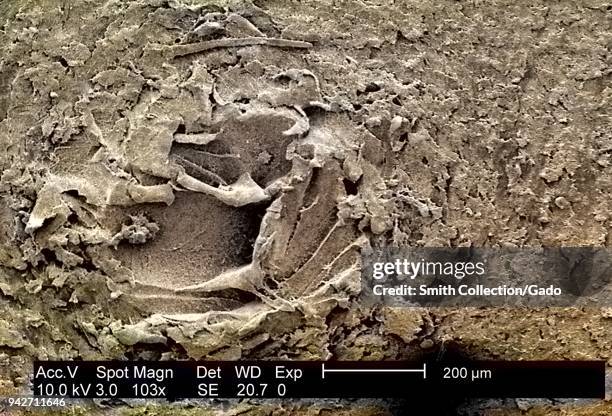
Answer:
0;0;610;415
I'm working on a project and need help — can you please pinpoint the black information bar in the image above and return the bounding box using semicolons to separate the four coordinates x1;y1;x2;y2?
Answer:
32;361;605;399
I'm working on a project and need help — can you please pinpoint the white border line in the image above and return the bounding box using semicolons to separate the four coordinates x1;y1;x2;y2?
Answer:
321;363;427;379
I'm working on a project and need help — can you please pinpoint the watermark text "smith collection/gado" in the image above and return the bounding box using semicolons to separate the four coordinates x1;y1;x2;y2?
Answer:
361;247;612;307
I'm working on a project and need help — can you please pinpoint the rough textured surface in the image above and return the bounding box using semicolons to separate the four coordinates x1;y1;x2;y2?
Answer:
0;0;611;414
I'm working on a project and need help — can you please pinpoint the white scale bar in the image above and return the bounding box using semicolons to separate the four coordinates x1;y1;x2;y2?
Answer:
321;363;426;379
